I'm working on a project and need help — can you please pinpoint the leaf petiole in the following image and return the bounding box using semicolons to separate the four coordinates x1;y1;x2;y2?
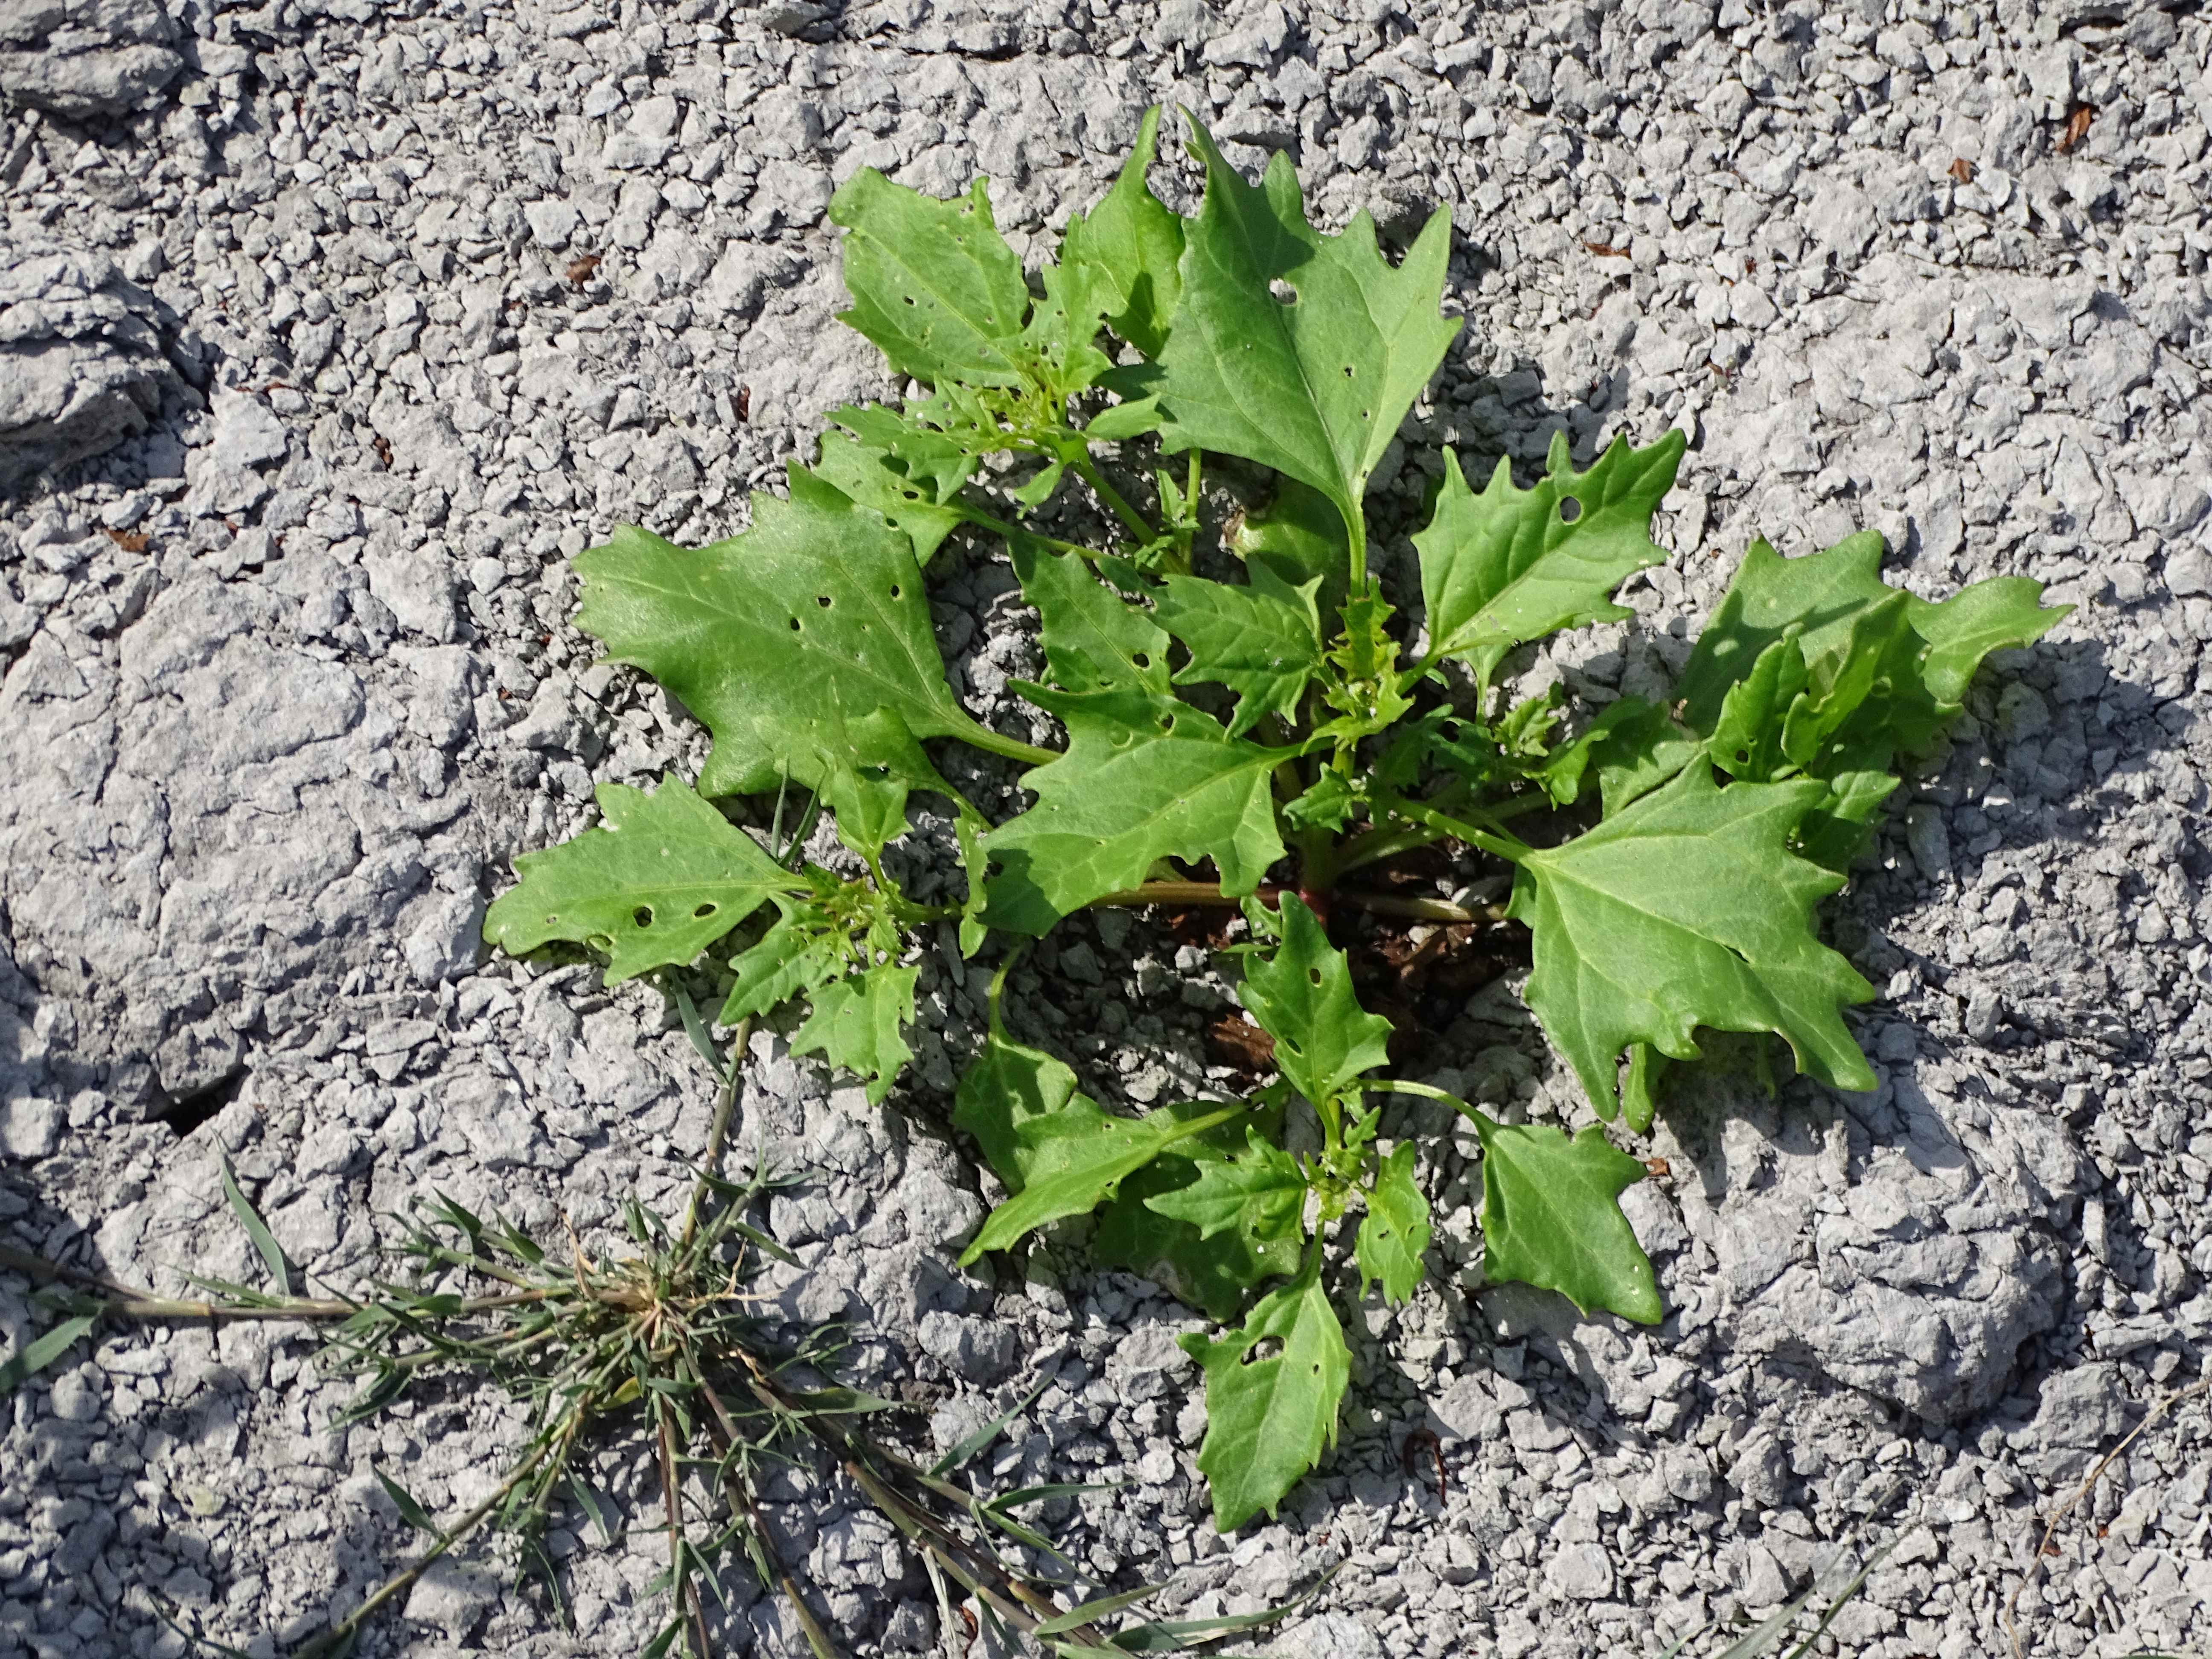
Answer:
1075;454;1160;545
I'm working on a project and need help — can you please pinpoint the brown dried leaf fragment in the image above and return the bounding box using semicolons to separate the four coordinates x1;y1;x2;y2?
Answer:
1582;239;1630;259
1949;157;1975;184
1207;1016;1276;1074
2056;105;2096;154
567;252;602;286
371;433;394;469
100;526;150;553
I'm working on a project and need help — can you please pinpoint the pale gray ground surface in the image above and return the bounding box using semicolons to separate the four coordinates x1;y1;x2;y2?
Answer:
3;0;2212;1656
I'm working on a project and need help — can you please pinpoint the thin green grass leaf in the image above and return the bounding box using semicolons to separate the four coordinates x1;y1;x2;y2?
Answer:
220;1155;292;1294
669;978;731;1085
928;1376;1051;1477
372;1467;437;1534
0;1312;96;1400
1034;1582;1163;1636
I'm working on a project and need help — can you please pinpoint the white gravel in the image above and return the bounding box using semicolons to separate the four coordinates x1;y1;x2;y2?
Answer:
4;0;2212;1656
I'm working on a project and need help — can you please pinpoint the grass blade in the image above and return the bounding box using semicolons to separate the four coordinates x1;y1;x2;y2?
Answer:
373;1467;437;1534
1780;1532;1905;1659
1034;1582;1161;1637
221;1155;293;1294
0;1311;97;1399
928;1376;1049;1478
669;978;731;1085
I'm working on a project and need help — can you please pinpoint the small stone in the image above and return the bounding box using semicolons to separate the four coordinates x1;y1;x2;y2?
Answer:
1544;1540;1615;1601
0;1096;64;1158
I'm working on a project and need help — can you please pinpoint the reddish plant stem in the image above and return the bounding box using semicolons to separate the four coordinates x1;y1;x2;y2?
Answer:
1086;882;1502;926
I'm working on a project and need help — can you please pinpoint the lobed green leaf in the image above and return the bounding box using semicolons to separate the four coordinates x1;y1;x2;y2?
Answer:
1178;1246;1349;1530
829;171;1031;389
1354;1142;1430;1304
791;962;919;1105
1150;117;1460;562
575;472;1027;799
1153;564;1327;739
984;685;1290;936
1471;1114;1659;1324
1414;429;1685;688
484;776;801;985
1234;894;1394;1113
1506;763;1877;1120
1062;105;1185;358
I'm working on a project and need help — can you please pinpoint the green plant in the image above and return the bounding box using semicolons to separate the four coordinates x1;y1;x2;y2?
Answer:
481;107;2067;1529
0;1022;1304;1659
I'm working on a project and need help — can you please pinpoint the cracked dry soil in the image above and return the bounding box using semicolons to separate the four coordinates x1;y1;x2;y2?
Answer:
4;0;2212;1656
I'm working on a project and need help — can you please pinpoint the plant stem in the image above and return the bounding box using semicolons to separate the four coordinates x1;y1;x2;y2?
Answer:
961;722;1060;769
681;1017;753;1252
1084;882;1501;925
293;1426;570;1659
656;1397;710;1659
952;505;1092;559
1397;804;1533;866
1075;456;1158;544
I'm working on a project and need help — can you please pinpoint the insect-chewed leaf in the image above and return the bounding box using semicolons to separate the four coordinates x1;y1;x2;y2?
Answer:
1019;257;1116;405
984;685;1289;936
1151;118;1460;551
484;775;801;984
1154;564;1326;739
1062;103;1185;358
1415;429;1685;687
829;171;1031;388
574;471;1027;797
1177;1246;1348;1530
1710;630;1813;783
1470;1114;1659;1324
1506;763;1877;1121
1144;1126;1307;1243
1354;1142;1430;1304
955;1082;1239;1266
792;961;918;1105
1009;536;1171;696
812;411;975;568
1234;894;1394;1111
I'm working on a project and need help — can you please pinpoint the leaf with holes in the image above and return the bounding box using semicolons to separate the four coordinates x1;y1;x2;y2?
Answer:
792;962;919;1105
1144;1125;1309;1244
483;776;803;986
1470;1114;1659;1324
574;471;1037;799
830;171;1032;389
1178;1246;1349;1530
984;686;1292;936
1009;536;1171;697
1415;429;1685;688
1354;1143;1429;1304
1506;763;1877;1121
1150;118;1460;561
1233;894;1394;1114
812;410;977;567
